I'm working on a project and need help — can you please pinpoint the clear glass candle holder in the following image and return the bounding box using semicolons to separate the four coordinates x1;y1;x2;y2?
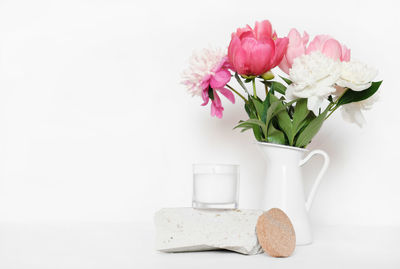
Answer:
192;164;239;209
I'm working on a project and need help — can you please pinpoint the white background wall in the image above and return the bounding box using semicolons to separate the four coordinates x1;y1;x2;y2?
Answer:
0;0;398;226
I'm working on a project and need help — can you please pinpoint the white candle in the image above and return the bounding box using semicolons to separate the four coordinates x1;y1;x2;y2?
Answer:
192;164;239;209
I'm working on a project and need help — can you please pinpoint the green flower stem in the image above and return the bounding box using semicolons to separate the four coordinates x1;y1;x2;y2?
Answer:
325;88;348;119
264;80;269;96
226;84;248;103
325;105;339;119
252;79;257;98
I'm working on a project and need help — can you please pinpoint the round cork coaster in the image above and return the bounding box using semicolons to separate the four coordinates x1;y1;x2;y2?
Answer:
256;208;296;257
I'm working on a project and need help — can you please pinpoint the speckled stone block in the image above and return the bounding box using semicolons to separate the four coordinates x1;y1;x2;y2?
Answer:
154;208;264;255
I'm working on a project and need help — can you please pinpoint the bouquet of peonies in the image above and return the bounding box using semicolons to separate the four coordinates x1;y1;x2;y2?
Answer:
182;20;382;148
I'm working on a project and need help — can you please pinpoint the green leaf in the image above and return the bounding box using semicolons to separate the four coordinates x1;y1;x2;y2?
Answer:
244;101;263;141
275;107;292;144
295;113;315;135
337;81;382;106
267;122;286;144
247;93;301;145
265;98;282;129
253;128;263;141
244;102;251;117
292;117;312;146
269;98;310;146
234;72;249;94
267;92;279;103
246;119;268;135
264;95;288;143
269;81;287;95
295;108;329;148
266;93;294;145
245;99;257;118
264;94;295;128
208;87;214;100
251;97;264;119
261;92;271;122
279;76;292;85
250;96;269;123
239;126;253;132
234;119;267;136
292;99;309;135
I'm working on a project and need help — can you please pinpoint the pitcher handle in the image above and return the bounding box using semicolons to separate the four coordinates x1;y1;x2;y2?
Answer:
299;149;330;211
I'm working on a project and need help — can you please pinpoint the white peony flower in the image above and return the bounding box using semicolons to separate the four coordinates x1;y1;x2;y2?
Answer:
337;60;378;91
341;93;379;127
286;51;341;115
181;47;227;96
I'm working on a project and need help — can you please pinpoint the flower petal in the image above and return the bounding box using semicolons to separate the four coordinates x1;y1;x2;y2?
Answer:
235;25;253;39
322;39;342;61
278;29;307;73
341;45;351;62
212;56;228;72
286;31;307;66
232;46;249;75
307;95;323;115
306;35;331;54
200;75;211;89
210;69;231;89
217;88;235;104
341;103;365;127
254;20;273;41
249;39;275;75
228;36;241;69
288;28;303;46
285;85;296;100
239;30;255;40
278;55;291;74
302;31;309;46
201;89;209;106
210;91;224;118
240;37;258;52
270;37;289;68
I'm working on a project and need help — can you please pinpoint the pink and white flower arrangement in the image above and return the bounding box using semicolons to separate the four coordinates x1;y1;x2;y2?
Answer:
182;20;382;148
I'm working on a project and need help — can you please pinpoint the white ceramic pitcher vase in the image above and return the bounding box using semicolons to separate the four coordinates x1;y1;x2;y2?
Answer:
257;142;329;245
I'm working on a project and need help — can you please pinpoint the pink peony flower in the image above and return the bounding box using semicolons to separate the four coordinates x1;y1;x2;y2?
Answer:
279;29;351;74
228;20;289;76
182;48;234;118
279;29;309;74
306;35;351;62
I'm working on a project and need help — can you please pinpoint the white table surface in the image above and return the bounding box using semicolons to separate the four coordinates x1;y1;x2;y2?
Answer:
0;222;399;269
